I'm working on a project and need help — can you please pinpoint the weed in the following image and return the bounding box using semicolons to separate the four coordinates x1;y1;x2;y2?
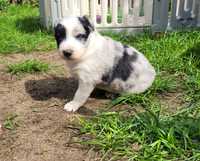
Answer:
79;103;200;160
7;59;50;74
3;114;18;130
0;0;9;11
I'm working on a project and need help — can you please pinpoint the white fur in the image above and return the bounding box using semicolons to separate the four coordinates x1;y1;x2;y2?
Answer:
56;17;156;112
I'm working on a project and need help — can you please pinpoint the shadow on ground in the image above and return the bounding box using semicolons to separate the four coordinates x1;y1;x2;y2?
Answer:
25;77;112;116
25;77;78;101
25;77;112;101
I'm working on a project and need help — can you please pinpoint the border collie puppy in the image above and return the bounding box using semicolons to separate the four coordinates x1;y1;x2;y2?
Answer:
54;16;156;112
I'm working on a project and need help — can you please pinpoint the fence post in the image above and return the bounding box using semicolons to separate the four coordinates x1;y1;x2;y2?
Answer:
80;0;89;16
122;0;129;25
39;0;46;27
192;0;200;27
102;0;108;25
195;0;200;26
91;0;97;25
152;0;169;32
39;0;52;28
132;0;141;17
144;0;154;25
56;0;62;19
50;0;62;26
112;0;118;25
170;0;199;29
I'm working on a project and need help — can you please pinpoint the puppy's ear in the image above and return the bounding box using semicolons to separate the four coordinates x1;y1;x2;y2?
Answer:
78;16;94;32
54;22;60;32
54;23;66;36
53;23;66;47
54;23;61;32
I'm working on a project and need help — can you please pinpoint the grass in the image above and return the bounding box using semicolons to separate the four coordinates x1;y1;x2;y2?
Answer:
7;59;50;74
77;31;200;160
0;5;55;54
79;95;200;160
3;114;18;130
1;4;200;160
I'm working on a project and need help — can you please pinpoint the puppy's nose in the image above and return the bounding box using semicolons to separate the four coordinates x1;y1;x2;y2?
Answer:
63;50;73;58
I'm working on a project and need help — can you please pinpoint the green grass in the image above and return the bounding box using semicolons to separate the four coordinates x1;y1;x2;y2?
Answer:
3;114;18;130
78;31;200;160
7;59;50;74
0;5;55;54
80;106;200;160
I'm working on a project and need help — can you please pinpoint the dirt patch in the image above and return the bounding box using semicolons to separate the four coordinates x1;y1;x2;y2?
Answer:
158;91;185;114
0;52;109;161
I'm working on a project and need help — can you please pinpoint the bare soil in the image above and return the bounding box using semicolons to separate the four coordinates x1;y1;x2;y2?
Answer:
0;51;109;161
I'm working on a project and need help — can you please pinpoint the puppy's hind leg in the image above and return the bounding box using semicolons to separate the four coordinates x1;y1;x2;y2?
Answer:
64;80;95;112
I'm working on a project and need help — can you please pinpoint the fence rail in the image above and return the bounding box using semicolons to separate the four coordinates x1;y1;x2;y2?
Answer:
39;0;200;32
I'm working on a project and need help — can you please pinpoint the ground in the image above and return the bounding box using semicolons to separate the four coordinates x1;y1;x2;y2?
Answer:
0;51;109;161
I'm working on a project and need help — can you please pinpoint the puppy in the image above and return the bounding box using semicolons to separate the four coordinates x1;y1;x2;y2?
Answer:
54;16;156;112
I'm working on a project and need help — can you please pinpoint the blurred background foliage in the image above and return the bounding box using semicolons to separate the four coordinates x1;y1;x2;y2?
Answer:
0;0;39;10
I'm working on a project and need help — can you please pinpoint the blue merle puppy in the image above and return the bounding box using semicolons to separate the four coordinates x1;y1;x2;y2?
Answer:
54;16;156;112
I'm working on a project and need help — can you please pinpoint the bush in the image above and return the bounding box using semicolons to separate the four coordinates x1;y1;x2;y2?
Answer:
0;0;9;10
10;0;39;7
22;0;39;7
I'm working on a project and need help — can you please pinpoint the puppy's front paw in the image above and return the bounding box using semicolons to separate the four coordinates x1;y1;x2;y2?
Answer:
64;102;80;112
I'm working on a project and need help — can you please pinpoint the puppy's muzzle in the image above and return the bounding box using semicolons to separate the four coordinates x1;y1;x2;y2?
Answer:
63;50;73;58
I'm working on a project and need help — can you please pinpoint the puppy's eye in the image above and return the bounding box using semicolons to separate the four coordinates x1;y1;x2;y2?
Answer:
75;34;86;40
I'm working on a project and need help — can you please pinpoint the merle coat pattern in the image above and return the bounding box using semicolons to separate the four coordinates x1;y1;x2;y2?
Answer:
54;16;156;112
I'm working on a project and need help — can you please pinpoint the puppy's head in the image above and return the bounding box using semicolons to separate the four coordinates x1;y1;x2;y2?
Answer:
54;16;94;60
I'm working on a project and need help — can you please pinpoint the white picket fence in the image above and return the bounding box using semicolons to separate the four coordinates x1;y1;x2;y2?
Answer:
39;0;200;32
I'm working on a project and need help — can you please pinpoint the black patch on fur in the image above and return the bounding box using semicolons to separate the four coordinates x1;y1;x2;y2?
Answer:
123;45;129;48
102;46;138;84
78;16;94;40
54;23;66;47
75;33;88;41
